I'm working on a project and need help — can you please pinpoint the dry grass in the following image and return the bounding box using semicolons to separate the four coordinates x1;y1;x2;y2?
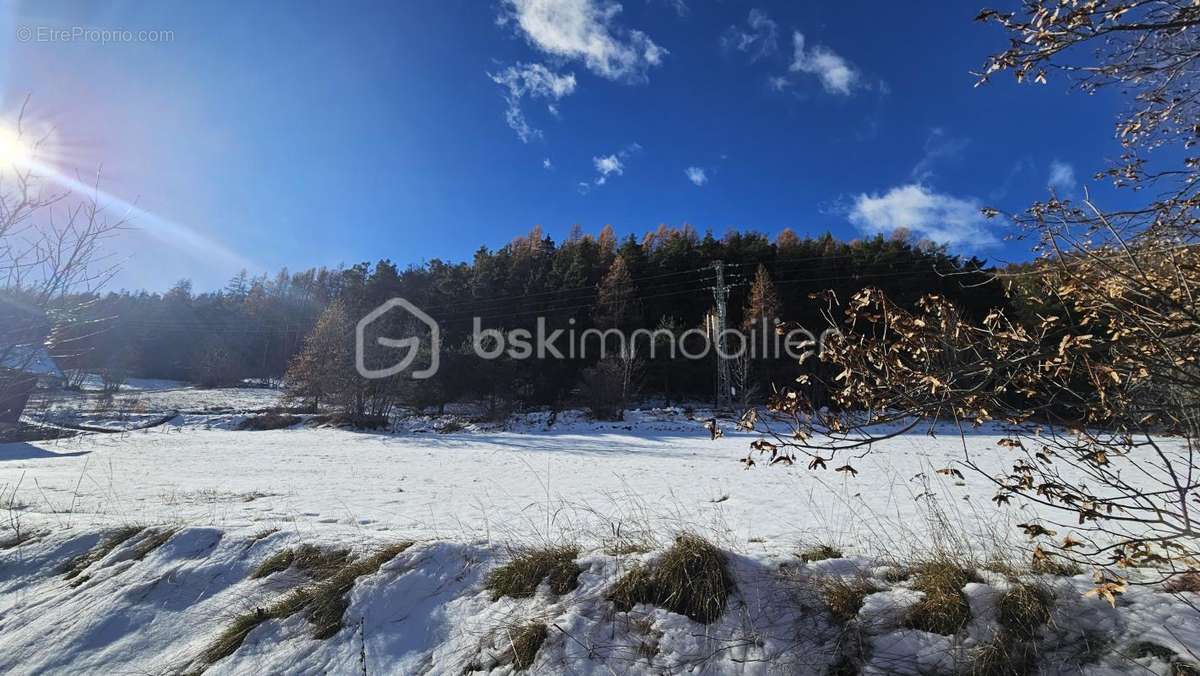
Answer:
251;548;297;579
503;622;548;671
995;581;1054;640
819;575;881;624
903;558;980;635
201;609;275;667
968;634;1038;676
304;542;411;638
247;528;278;543
603;538;652;556
132;528;178;560
1164;571;1200;593
1128;642;1200;675
624;615;662;660
1030;554;1083;577
608;533;733;624
236;413;301;431
798;544;843;563
202;542;411;668
62;526;143;585
252;544;350;580
485;546;581;601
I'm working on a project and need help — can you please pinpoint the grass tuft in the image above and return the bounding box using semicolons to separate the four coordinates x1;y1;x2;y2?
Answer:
903;558;979;635
819;575;881;624
505;622;548;671
132;528;178;560
995;581;1053;640
251;548;296;579
608;533;733;624
968;634;1038;676
202;542;411;667
248;528;278;543
63;526;143;585
304;542;411;639
798;544;843;563
485;546;582;601
202;608;274;666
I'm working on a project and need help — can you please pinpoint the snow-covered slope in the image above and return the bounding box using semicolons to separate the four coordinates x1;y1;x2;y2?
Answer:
1;406;1197;674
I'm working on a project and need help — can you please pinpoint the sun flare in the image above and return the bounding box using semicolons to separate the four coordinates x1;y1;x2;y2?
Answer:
0;125;35;169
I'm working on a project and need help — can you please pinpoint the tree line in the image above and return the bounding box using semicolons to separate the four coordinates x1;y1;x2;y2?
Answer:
52;225;1004;415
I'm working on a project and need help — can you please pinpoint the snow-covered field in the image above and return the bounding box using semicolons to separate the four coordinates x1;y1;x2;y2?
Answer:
2;410;1018;550
1;386;1197;674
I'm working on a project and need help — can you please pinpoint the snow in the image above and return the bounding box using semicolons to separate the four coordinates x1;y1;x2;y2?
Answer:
1;345;62;377
1;392;1198;674
1;413;1031;550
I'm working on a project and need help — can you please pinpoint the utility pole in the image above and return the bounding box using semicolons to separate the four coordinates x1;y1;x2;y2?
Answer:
710;260;732;412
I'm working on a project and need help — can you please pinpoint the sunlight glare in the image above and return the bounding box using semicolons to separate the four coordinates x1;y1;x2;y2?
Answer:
0;124;34;169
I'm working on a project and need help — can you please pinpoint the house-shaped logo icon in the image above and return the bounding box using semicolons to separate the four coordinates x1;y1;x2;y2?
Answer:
355;298;440;380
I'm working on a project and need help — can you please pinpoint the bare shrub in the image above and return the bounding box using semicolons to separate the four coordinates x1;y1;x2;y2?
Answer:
237;413;300;431
744;0;1200;592
577;355;640;421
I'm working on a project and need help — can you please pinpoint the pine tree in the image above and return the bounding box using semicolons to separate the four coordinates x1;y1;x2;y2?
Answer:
775;228;801;254
584;255;643;419
597;224;617;259
742;264;781;330
593;255;638;331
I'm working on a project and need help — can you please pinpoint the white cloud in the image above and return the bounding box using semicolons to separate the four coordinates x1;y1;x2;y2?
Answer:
767;75;790;91
501;0;666;82
1048;160;1076;193
583;143;641;190
847;184;998;249
721;9;778;62
489;62;577;142
789;31;859;95
911;128;969;182
685;166;707;186
594;154;624;178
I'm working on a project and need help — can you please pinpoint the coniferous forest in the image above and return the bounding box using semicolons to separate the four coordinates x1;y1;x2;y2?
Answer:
51;224;1004;414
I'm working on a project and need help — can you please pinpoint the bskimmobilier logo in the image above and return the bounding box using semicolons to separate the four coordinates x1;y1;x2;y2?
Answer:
357;296;842;381
355;298;440;380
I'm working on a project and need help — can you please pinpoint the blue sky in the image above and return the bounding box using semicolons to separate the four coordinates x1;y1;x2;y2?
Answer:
1;0;1127;291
